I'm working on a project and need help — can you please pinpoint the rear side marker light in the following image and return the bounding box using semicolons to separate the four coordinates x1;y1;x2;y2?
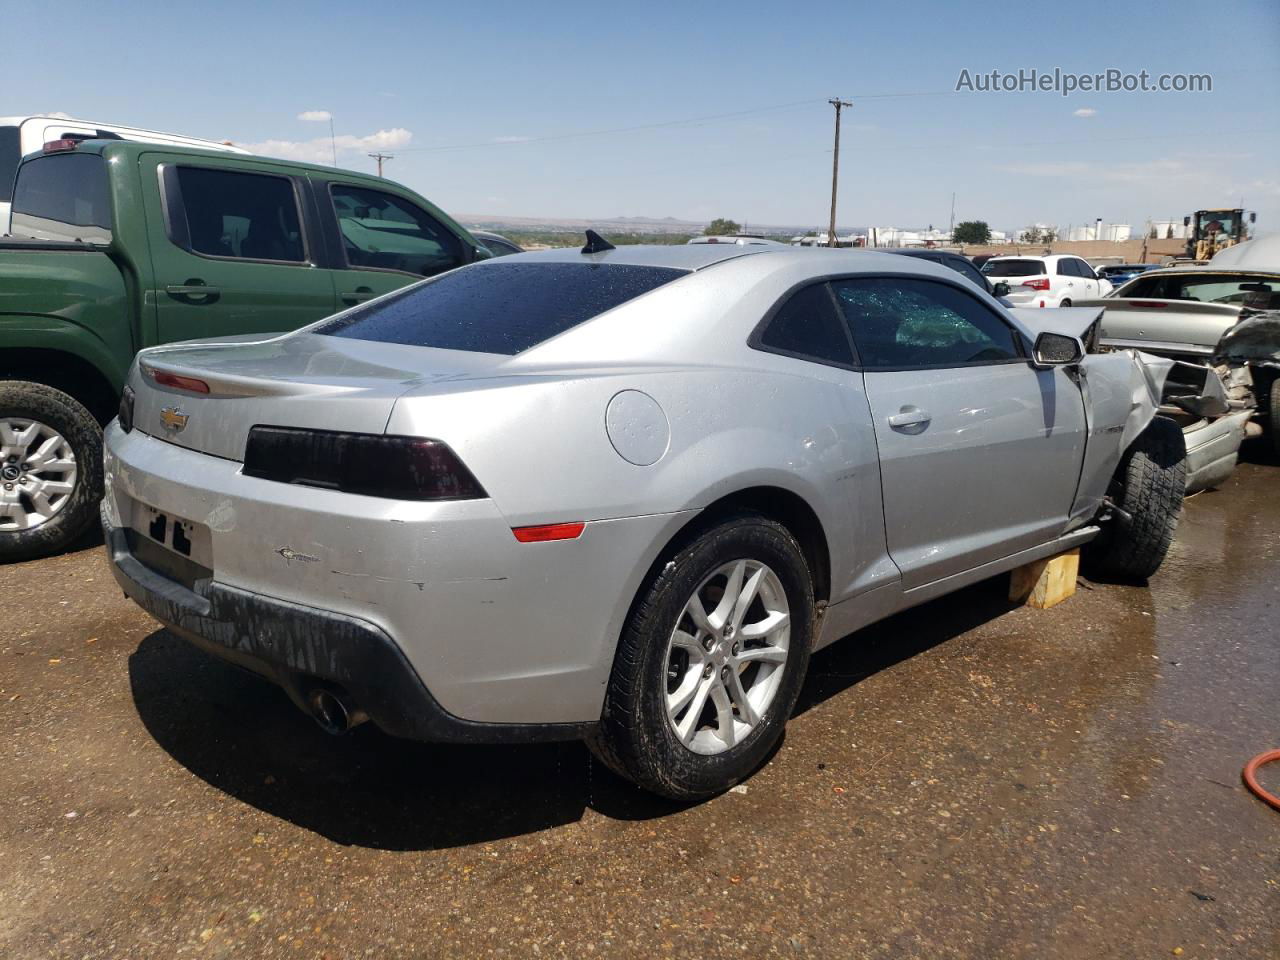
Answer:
149;370;210;394
512;522;586;543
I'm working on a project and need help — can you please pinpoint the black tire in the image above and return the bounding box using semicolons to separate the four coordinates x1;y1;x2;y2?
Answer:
1060;298;1072;307
589;514;815;800
0;381;104;563
1084;416;1186;582
1269;376;1280;460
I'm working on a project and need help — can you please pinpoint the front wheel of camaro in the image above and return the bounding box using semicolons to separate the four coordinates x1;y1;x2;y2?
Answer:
589;515;815;800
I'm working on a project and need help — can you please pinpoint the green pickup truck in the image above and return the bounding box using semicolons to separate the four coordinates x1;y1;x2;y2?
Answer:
0;139;488;561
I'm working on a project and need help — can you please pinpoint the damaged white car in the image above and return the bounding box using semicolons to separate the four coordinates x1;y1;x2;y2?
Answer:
101;242;1186;799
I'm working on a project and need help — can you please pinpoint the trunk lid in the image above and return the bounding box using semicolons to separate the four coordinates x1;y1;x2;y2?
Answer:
1080;297;1243;357
132;332;503;461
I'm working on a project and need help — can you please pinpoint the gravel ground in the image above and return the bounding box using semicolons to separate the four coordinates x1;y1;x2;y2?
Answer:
2;456;1277;959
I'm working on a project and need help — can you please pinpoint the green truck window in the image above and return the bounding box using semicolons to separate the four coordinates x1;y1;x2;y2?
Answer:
10;151;113;243
175;167;305;263
330;183;463;276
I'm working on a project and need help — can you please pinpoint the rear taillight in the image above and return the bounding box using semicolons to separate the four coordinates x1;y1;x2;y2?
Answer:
242;427;486;501
1021;277;1051;291
42;138;80;153
118;386;135;433
146;368;210;394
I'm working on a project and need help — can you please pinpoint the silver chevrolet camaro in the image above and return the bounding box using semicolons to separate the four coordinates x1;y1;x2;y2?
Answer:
103;240;1187;799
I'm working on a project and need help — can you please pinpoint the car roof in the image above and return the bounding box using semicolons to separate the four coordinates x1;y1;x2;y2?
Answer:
478;244;971;277
24;139;396;186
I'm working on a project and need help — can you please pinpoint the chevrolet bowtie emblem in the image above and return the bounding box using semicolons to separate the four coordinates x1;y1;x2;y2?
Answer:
160;406;190;432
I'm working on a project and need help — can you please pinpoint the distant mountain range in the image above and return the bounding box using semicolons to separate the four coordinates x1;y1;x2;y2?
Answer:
458;213;868;236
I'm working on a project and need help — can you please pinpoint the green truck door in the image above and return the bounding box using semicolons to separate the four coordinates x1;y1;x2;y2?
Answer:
141;155;337;343
322;181;468;304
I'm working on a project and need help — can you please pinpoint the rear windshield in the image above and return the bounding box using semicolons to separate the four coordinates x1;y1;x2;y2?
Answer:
981;259;1045;277
316;261;688;354
9;152;112;243
1117;272;1280;308
0;126;18;204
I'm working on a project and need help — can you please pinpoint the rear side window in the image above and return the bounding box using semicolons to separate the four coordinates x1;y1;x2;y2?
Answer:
833;277;1021;369
755;283;854;366
0;126;19;204
9;152;112;242
331;184;463;277
316;261;688;355
982;259;1044;277
175;166;305;262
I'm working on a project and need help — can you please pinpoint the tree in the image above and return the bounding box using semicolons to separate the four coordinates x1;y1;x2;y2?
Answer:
1042;227;1058;243
1022;225;1043;244
704;218;741;236
952;220;991;244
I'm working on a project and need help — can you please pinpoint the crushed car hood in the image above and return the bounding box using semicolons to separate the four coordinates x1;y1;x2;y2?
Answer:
1009;306;1104;342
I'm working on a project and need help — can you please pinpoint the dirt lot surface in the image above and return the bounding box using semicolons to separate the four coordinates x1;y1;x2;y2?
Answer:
2;456;1278;959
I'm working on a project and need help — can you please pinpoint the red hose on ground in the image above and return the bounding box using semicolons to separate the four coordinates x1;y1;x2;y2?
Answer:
1242;750;1280;811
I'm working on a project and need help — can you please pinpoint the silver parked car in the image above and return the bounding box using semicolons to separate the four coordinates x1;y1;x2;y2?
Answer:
102;240;1186;799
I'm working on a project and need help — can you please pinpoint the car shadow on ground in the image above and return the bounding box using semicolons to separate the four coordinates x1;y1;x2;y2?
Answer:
128;576;1019;851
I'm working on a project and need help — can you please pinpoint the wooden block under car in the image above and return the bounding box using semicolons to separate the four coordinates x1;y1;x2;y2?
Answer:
1008;549;1080;609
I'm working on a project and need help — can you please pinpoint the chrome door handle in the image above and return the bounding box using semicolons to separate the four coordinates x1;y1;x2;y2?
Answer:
887;407;931;428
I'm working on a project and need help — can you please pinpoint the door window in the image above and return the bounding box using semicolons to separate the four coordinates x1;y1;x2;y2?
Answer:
330;184;463;276
832;277;1021;369
174;166;305;262
753;282;854;367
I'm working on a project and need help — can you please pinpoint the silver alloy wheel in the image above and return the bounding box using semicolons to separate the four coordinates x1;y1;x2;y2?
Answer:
664;558;791;756
0;418;78;532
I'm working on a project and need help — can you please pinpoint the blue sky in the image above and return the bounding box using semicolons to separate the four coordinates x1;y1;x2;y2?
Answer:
5;0;1279;232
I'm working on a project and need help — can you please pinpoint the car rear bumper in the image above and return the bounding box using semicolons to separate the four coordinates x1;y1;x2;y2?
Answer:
102;423;694;732
104;521;589;743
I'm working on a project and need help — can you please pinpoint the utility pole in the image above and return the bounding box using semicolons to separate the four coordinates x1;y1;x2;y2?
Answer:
827;98;852;248
329;116;338;167
949;192;956;241
368;152;393;177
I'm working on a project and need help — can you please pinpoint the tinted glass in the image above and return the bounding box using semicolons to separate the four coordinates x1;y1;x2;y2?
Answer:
331;184;462;276
1056;259;1075;276
833;277;1021;368
10;152;112;242
317;261;687;355
943;256;988;289
1118;272;1280;308
480;237;521;257
758;283;853;366
0;126;19;203
982;259;1045;277
176;166;304;261
1074;260;1095;278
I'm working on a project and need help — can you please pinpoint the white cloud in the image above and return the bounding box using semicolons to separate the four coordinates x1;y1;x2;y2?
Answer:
297;110;332;123
1072;107;1097;118
239;127;413;164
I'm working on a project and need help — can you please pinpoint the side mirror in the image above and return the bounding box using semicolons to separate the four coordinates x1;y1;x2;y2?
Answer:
991;281;1011;297
1032;331;1085;368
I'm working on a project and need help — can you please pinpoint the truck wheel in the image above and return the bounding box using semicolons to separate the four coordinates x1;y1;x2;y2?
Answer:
589;514;814;800
0;382;104;563
1084;416;1187;582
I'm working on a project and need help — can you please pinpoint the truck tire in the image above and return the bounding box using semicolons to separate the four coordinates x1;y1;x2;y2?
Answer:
0;382;104;563
1084;416;1186;582
588;514;814;800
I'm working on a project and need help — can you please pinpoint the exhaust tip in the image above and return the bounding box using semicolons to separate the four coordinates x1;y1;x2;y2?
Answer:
307;689;367;735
